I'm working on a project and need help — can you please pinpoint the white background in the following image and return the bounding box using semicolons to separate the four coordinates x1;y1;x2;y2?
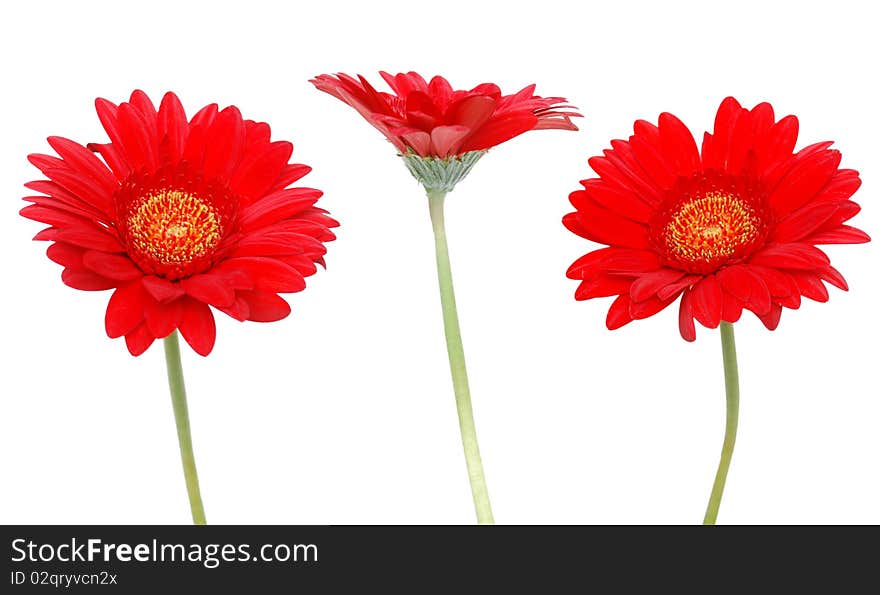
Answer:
1;0;877;525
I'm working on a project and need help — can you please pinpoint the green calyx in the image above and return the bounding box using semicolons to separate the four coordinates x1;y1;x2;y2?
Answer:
401;150;487;193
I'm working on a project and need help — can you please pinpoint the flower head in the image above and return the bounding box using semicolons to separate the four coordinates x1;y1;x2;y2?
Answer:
311;71;580;158
23;90;338;356
564;97;868;341
312;72;580;192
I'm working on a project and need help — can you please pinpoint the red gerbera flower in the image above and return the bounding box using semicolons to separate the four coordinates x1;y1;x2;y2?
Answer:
564;97;869;340
310;71;580;159
22;90;338;356
313;71;579;524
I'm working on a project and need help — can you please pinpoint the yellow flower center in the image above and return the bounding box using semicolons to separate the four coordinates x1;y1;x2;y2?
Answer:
650;174;768;274
664;192;760;266
125;189;223;278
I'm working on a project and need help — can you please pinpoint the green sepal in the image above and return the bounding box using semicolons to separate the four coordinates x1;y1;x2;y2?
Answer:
400;150;487;192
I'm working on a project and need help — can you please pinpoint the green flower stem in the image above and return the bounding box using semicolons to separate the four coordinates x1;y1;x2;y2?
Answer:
703;321;740;525
427;189;494;525
163;331;207;525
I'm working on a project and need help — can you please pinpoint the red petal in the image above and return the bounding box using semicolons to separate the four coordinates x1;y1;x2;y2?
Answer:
724;108;754;174
657;275;701;300
81;251;142;281
600;145;665;204
34;228;59;241
229;232;322;259
46;136;115;195
805;226;870;245
143;297;183;338
749;243;830;270
230;141;293;201
461;113;538;152
399;129;431;156
606;294;634;330
105;282;147;338
277;254;319;277
54;226;124;252
678;290;696;342
178;299;216;356
658;112;700;177
86;142;130;180
34;166;114;214
189;102;219;130
702;97;746;171
758;304;782;331
220;257;306;293
95;97;123;147
117;102;158;172
629;269;685;302
62;269;116;291
448;95;496;132
588;154;661;206
181;104;218;167
239;188;323;231
23;195;105;222
768;149;841;216
749;266;801;309
690;275;722;329
721;292;744;323
125;323;156;356
141;276;185;302
771;200;840;242
180;273;236;307
564;198;650;249
24;180;109;220
575;181;653;223
791;272;829;302
243;120;270;151
755;115;798;180
628;120;676;189
129;90;158;134
181;124;209;168
430;125;469;157
216;296;250;322
716;265;771;315
574;275;633;300
748;102;775;138
630;293;678;320
817;266;848;291
269;164;313;192
46;242;85;267
20;205;92;228
565;247;660;280
811;169;861;203
239;290;292;322
158;92;188;163
203;106;245;181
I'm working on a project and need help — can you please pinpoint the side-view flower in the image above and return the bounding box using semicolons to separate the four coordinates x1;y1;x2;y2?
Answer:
313;71;580;524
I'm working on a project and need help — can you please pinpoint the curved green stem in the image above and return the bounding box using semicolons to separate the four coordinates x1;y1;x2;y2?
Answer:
703;321;740;525
163;331;207;525
427;189;494;525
